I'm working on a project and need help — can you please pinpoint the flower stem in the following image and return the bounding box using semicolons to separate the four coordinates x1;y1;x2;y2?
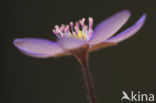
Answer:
74;47;96;103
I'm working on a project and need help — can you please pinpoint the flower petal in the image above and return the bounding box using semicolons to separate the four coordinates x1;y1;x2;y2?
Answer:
57;38;87;50
89;42;117;52
89;10;131;45
106;14;146;43
13;38;64;58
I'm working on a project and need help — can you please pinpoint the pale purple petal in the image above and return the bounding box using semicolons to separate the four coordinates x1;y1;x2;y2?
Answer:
18;49;53;58
57;38;87;50
13;38;64;58
106;14;146;43
89;10;131;45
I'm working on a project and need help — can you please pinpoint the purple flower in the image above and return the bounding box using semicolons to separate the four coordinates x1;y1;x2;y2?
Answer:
13;10;146;103
13;10;146;58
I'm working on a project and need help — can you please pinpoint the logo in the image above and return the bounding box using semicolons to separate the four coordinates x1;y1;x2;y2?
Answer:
121;91;155;102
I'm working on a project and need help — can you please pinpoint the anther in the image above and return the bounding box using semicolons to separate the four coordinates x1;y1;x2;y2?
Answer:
88;17;93;29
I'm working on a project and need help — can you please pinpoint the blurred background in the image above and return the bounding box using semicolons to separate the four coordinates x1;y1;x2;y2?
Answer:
2;0;156;103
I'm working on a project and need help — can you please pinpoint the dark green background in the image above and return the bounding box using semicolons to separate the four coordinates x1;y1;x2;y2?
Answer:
2;0;156;103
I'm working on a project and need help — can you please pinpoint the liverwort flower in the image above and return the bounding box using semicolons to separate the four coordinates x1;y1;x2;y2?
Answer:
13;10;146;103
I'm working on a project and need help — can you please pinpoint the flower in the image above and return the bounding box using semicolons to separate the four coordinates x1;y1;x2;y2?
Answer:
13;10;146;58
13;10;146;103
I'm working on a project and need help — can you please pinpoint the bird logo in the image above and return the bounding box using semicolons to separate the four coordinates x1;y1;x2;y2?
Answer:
121;91;131;101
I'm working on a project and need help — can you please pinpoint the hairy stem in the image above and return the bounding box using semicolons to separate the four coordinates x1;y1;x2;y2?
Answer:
74;46;96;103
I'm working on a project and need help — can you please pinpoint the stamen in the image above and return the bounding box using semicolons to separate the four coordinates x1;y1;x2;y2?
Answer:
75;21;79;26
80;18;85;27
74;25;79;35
52;29;61;39
52;17;94;41
55;25;63;36
88;17;93;29
70;22;73;27
55;25;59;30
52;29;57;35
70;22;74;32
60;24;65;32
65;25;69;32
83;25;88;31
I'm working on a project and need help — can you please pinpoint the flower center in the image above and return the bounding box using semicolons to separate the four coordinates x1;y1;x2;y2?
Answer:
52;17;93;41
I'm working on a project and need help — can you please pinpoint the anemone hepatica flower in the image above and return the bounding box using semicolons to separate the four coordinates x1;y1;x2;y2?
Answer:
13;10;146;103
